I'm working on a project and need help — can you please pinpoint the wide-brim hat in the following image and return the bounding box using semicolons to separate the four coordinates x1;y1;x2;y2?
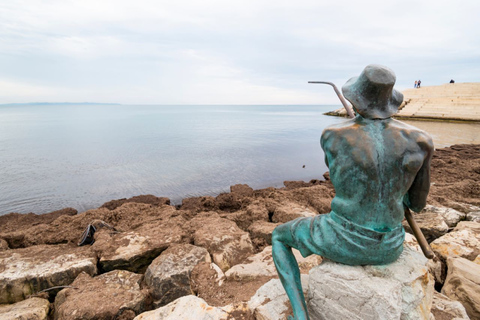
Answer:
342;64;404;119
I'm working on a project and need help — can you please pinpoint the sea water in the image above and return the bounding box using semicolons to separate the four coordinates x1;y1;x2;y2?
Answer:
1;104;478;215
0;104;345;214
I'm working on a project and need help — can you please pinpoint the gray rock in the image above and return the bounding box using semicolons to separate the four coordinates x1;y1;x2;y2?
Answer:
192;216;254;271
0;244;97;304
402;212;449;242
133;295;229;320
144;244;211;307
0;297;50;320
55;270;150;320
307;245;434;320
247;275;309;320
430;221;480;263
423;205;466;228
431;291;470;320
442;257;480;320
225;246;321;280
466;211;480;223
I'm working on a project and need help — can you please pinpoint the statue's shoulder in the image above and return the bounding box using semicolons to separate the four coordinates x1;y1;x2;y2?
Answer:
388;119;434;150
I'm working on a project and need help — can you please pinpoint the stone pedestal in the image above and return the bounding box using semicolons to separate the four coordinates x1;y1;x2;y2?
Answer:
307;246;434;320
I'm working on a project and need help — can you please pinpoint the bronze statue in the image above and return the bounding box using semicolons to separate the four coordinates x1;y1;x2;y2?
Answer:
273;64;434;320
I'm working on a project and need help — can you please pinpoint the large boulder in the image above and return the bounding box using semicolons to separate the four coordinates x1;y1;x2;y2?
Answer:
431;291;470;320
430;221;480;263
0;297;50;320
225;246;321;280
0;244;97;304
307;245;434;320
442;257;480;320
144;244;211;307
247;275;309;320
54;270;150;320
92;216;189;273
133;295;229;320
191;215;254;271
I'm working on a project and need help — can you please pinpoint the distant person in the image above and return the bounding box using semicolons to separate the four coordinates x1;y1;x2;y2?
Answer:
450;79;455;83
417;80;421;88
414;80;418;88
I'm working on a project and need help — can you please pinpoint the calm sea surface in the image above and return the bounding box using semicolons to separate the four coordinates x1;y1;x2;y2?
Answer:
0;104;478;215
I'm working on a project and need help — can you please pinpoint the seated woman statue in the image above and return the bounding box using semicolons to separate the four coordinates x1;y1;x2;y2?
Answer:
272;64;434;320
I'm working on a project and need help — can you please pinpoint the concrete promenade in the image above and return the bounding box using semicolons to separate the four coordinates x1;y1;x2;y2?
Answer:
325;83;480;122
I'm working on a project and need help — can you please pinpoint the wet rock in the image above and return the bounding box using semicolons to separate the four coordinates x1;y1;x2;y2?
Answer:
0;297;50;320
133;295;228;320
402;211;449;242
430;221;480;263
100;194;170;210
247;275;309;320
307;245;434;320
55;270;150;320
431;291;470;320
92;216;188;273
270;203;317;223
0;239;8;251
144;244;211;307
225;246;321;280
442;257;480;320
247;220;281;245
423;205;466;228
191;216;254;271
0;244;97;304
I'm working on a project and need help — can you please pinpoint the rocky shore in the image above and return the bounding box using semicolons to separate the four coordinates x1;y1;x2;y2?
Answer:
0;144;479;320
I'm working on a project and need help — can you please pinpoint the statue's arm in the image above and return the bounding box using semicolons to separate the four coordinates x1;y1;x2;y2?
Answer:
403;136;434;212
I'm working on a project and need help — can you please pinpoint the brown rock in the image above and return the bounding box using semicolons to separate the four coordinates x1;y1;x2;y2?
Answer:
230;184;254;198
144;244;211;307
0;244;97;304
247;220;281;245
192;216;254;271
54;270;150;320
271;202;317;223
0;203;179;249
180;196;217;212
0;239;8;251
92;216;189;273
442;257;480;319
0;297;50;320
100;194;170;210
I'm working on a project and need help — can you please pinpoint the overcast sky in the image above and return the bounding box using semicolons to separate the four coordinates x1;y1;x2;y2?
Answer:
1;0;479;104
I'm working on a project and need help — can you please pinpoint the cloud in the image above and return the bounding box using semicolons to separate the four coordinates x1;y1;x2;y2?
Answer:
0;0;479;104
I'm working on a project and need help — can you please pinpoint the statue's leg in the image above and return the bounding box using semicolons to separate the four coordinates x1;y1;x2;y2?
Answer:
272;223;310;320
